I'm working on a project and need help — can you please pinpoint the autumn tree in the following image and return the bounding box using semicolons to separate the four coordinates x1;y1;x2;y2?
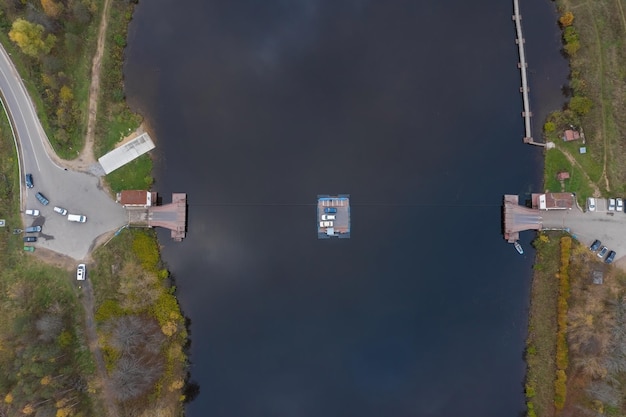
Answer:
41;0;64;19
569;96;593;116
58;85;73;104
563;26;580;56
559;12;574;27
9;18;56;58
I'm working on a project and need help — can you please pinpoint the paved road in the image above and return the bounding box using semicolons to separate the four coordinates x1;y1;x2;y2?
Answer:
0;43;127;260
543;206;626;262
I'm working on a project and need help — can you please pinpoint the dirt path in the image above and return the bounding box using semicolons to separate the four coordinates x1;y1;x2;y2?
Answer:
81;279;120;417
54;0;113;173
586;2;612;192
79;1;121;416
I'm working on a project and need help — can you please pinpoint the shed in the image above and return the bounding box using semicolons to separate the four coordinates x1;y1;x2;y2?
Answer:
563;130;581;141
557;171;570;181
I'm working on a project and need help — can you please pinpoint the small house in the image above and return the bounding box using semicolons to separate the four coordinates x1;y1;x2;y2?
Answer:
531;193;575;210
116;190;156;208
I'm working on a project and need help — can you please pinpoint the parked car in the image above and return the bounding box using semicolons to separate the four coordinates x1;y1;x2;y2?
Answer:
605;251;617;264
25;173;33;188
24;225;41;233
35;192;49;206
319;221;333;227
587;197;596;212
598;246;609;258
321;214;335;221
53;206;68;216
324;207;337;214
23;236;37;243
76;264;86;281
23;246;35;252
590;239;602;251
609;198;616;211
618;198;624;212
67;214;87;223
25;209;39;216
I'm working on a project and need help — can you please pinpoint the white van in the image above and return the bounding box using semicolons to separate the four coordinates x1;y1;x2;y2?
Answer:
67;214;87;223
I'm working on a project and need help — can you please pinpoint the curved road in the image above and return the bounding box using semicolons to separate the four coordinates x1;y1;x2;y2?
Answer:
0;43;127;260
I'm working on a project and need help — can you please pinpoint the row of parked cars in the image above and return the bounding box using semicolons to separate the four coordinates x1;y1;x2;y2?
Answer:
587;197;625;212
27;173;87;223
589;239;616;264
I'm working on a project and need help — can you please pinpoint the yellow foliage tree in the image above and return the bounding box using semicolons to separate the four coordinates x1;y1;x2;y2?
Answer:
41;0;63;18
8;18;56;57
56;407;72;417
4;393;12;404
22;404;35;415
59;85;73;103
161;321;177;336
40;375;52;385
169;378;184;391
559;12;574;27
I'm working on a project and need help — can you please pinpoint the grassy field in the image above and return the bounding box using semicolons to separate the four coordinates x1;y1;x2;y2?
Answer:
95;0;151;193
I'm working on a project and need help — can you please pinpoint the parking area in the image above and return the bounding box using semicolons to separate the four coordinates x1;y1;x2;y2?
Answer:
591;198;608;212
543;201;626;264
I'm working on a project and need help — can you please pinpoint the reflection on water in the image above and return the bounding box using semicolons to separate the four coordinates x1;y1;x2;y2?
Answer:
124;0;567;416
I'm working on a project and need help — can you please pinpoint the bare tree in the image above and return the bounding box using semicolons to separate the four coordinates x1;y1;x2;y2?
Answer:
35;314;63;342
586;380;621;408
110;353;163;401
108;315;164;354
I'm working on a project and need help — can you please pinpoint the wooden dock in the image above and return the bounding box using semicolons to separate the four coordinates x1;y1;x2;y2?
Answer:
513;0;544;147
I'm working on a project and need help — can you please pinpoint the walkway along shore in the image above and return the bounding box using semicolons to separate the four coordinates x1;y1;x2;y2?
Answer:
513;0;545;147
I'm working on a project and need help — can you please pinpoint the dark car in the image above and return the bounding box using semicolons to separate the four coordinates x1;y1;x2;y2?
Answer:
606;251;617;264
590;239;602;251
25;225;42;233
35;192;49;206
25;173;33;188
598;246;609;258
324;207;337;214
23;236;37;243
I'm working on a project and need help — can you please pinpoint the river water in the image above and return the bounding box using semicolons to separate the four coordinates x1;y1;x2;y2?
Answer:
124;1;568;415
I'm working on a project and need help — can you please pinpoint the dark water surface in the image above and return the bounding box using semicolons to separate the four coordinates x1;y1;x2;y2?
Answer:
124;1;567;416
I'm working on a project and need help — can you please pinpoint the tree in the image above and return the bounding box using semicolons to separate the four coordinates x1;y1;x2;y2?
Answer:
544;121;556;133
35;314;63;342
559;12;574;27
9;18;56;57
59;86;73;103
41;0;63;19
569;96;593;116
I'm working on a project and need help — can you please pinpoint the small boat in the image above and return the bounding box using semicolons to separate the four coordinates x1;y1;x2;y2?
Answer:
514;241;524;255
